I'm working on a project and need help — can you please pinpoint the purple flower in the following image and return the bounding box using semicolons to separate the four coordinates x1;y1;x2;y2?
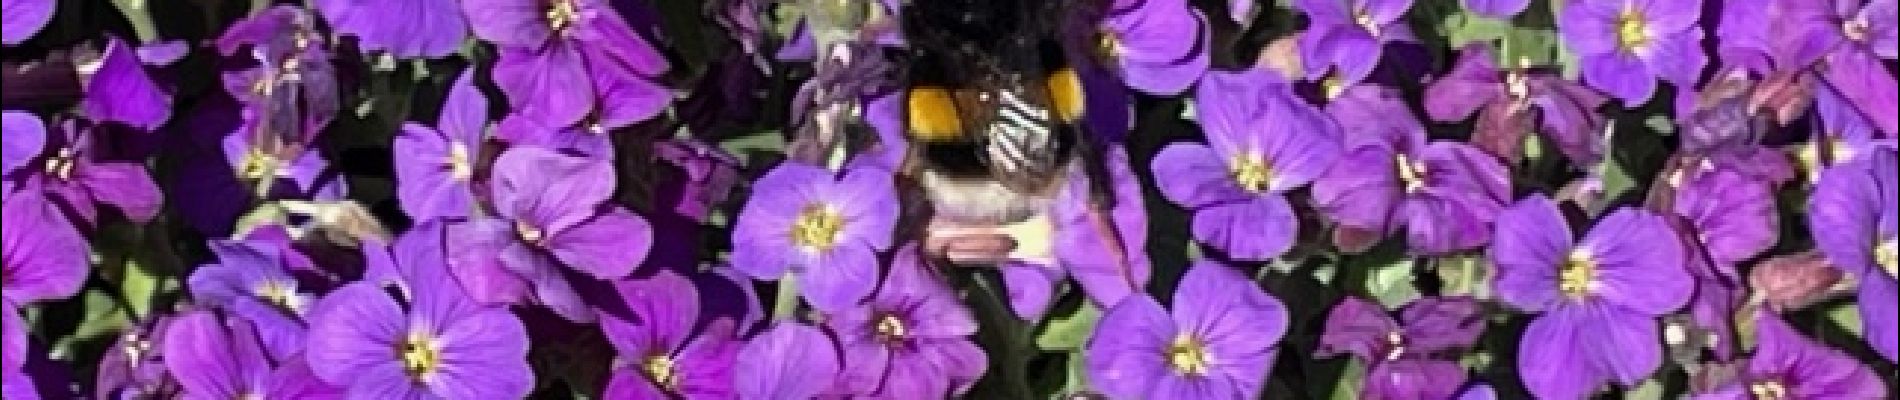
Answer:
730;162;896;312
314;0;467;58
1458;384;1498;400
1315;85;1510;255
1095;0;1212;95
1667;165;1777;360
2;190;89;304
0;0;53;45
1558;0;1707;106
1319;296;1485;400
448;146;653;322
395;70;488;222
1086;261;1288;399
161;311;340;399
1425;44;1612;165
3;301;34;400
600;270;741;399
1296;0;1416;88
829;246;986;397
94;316;174;399
464;0;670;130
1491;195;1691;399
1153;69;1339;260
187;237;322;361
216;7;343;198
23;119;163;225
734;322;841;399
1806;147;1897;362
1690;312;1886;399
2;111;45;177
1465;0;1529;19
84;37;173;132
307;222;535;399
1791;0;1900;137
654;138;743;222
998;145;1152;320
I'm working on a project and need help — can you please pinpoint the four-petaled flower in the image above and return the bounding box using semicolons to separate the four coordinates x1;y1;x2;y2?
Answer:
1807;147;1897;362
1492;195;1691;399
1296;0;1417;89
396;70;489;222
1087;261;1288;399
731;162;897;312
1558;0;1707;106
463;0;671;132
1153;69;1340;260
600;270;742;398
1319;296;1486;400
829;246;987;398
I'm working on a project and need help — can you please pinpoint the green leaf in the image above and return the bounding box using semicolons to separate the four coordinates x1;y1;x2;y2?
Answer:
1625;378;1666;400
1366;258;1420;309
1036;302;1101;350
1435;255;1493;299
1329;359;1367;400
1826;303;1863;337
1057;350;1091;396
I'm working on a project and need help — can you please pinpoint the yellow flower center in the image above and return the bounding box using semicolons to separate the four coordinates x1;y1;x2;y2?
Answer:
791;204;844;251
446;142;473;181
43;147;77;181
1616;9;1649;52
1166;334;1211;375
238;148;280;181
547;0;581;34
1877;239;1897;279
1230;154;1273;193
1749;380;1789;400
1322;73;1348;99
1561;249;1598;299
515;221;544;245
256;279;300;312
1395;153;1427;193
874;314;907;341
642;355;680;391
400;332;442;381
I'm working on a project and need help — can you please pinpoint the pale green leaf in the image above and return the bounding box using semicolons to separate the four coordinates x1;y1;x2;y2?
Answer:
1036;302;1101;351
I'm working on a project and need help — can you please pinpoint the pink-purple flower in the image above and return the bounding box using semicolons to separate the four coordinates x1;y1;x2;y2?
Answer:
314;0;468;58
828;246;987;397
2;190;89;305
1806;146;1897;362
1296;0;1416;88
1086;261;1287;399
734;322;842;399
307;222;535;399
447;146;653;322
1319;296;1485;400
1315;85;1511;255
1153;69;1339;260
1558;0;1708;106
600;270;741;398
1690;311;1886;399
161;311;340;399
1094;0;1213;95
395;70;488;222
463;0;671;131
1492;195;1691;399
730;162;896;312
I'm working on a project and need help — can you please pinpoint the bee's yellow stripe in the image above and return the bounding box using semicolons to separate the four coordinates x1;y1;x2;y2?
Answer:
908;87;964;141
1046;68;1085;123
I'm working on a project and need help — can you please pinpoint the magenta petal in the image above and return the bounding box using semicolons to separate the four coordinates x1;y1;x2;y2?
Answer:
798;245;877;313
584;46;670;128
1822;50;1900;137
1489;195;1571;312
1587;304;1664;386
1312;145;1402;231
1398;296;1485;352
1364;359;1465;400
1424;45;1504;122
446;219;533;305
492;44;594;129
604;374;669;400
1;0;54;45
305;283;409;389
735;323;840;399
489;146;615;232
548;208;652;280
1581;52;1658;106
1086;295;1174;399
1000;262;1062;321
80;162;162;223
1152;143;1249;209
1518;307;1606;400
1582;208;1691;316
1860;277;1898;362
162;312;265;399
461;0;552;47
428;308;534;399
393;124;472;221
1192;196;1298;260
1319;297;1398;361
85;38;172;131
1172;263;1288;374
602;270;699;354
0;111;45;175
830;166;899;251
317;0;466;58
1;191;90;304
1674;168;1776;265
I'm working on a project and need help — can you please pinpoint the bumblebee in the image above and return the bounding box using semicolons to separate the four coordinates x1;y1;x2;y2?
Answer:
899;0;1100;264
